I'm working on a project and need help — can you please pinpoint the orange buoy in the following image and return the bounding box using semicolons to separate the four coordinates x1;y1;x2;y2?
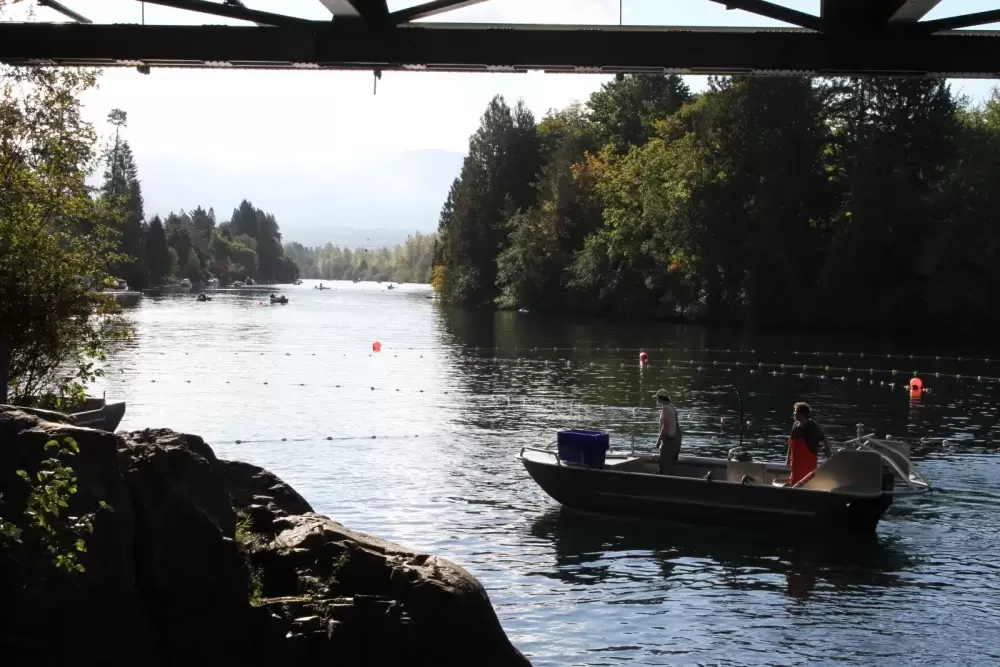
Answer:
909;375;923;397
639;351;649;363
372;341;382;352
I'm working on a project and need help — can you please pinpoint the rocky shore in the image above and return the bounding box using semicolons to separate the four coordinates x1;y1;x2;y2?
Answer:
0;406;530;666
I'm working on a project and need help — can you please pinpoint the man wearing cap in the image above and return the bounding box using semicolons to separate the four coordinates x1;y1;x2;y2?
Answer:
654;389;682;474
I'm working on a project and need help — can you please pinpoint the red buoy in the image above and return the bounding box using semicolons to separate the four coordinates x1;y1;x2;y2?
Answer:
373;341;382;352
909;375;923;397
639;351;649;363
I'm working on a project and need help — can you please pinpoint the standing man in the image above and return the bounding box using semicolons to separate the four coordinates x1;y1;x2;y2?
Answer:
786;402;830;486
654;389;682;474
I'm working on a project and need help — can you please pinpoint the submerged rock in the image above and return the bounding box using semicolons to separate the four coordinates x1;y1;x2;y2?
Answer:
0;407;530;666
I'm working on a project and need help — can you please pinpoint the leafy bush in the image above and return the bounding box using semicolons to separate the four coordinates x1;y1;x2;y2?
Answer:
0;437;111;579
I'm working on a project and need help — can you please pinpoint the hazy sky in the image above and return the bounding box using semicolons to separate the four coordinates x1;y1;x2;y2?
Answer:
7;0;1000;246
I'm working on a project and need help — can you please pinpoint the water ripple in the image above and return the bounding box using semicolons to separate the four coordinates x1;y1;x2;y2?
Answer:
97;282;1000;667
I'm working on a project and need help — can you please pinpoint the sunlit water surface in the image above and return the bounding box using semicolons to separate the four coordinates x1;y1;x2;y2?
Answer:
97;281;1000;666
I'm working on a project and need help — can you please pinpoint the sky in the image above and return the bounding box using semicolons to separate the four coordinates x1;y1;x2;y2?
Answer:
5;0;1000;246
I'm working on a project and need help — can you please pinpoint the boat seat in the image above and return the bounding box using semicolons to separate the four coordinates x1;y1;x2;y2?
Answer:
726;461;768;485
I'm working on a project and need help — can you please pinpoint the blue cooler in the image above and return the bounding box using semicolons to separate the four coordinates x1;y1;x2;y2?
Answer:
557;430;610;468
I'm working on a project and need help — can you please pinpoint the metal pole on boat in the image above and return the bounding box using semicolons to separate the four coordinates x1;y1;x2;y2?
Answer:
733;385;745;450
630;407;636;456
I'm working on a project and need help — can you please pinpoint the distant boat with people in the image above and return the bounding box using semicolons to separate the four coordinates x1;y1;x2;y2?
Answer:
269;294;289;304
104;277;142;306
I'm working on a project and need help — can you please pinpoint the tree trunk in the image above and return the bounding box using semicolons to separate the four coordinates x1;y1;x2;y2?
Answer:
0;340;9;405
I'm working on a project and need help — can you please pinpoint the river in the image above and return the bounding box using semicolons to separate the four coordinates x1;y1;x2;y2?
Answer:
97;280;1000;667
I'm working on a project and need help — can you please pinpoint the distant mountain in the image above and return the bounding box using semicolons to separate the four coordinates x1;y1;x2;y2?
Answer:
139;149;465;246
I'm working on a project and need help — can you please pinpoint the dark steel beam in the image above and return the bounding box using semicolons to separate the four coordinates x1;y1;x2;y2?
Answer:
345;0;389;25
921;9;1000;32
822;0;909;29
3;22;1000;77
134;0;312;27
708;1;827;32
37;0;91;23
389;0;489;24
888;0;942;23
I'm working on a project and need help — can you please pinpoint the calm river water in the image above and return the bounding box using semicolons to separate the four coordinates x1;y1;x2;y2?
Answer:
98;280;1000;666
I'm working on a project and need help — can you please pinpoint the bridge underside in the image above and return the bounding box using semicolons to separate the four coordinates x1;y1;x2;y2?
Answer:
4;0;1000;77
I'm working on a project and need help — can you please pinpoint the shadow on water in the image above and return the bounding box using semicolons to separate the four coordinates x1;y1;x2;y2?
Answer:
527;508;919;600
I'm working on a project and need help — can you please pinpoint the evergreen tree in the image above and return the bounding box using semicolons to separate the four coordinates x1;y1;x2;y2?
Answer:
146;216;170;285
436;95;540;306
101;110;149;289
167;227;193;274
588;74;693;152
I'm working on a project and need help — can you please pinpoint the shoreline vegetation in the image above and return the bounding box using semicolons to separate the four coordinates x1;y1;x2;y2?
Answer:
432;75;1000;341
103;117;300;289
284;232;436;284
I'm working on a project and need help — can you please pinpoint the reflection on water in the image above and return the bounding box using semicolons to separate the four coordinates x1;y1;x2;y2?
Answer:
99;281;1000;666
529;508;915;598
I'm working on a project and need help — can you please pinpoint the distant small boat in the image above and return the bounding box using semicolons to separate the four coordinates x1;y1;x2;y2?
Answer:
103;278;142;306
314;284;330;290
69;395;126;432
196;293;211;302
386;284;396;290
270;295;289;304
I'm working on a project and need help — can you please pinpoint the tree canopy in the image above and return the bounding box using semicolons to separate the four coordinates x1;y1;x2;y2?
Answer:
0;67;127;405
433;74;1000;339
285;232;436;284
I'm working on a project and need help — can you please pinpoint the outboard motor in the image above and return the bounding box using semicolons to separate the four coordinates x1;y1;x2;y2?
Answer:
728;446;752;462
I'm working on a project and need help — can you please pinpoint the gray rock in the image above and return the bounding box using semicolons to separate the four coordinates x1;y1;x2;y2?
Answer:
219;458;313;516
0;409;531;666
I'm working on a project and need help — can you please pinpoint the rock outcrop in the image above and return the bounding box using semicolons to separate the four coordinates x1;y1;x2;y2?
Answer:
0;407;530;666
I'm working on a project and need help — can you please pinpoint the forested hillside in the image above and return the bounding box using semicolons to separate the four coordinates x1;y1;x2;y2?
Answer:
434;76;1000;337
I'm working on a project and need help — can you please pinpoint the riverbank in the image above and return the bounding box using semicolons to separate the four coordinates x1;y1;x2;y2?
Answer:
0;406;529;666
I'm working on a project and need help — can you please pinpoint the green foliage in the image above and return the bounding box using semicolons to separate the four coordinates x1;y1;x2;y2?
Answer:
436;95;541;306
146;215;171;285
0;437;112;578
588;74;693;152
434;75;999;338
0;66;131;405
234;508;264;606
284;232;436;283
101;110;149;289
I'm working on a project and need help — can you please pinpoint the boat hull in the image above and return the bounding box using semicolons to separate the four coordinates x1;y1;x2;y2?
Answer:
520;454;893;534
69;401;126;432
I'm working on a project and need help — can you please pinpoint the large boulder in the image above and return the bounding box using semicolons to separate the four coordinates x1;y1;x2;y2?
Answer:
0;408;530;666
117;428;258;664
221;459;531;666
0;407;155;664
